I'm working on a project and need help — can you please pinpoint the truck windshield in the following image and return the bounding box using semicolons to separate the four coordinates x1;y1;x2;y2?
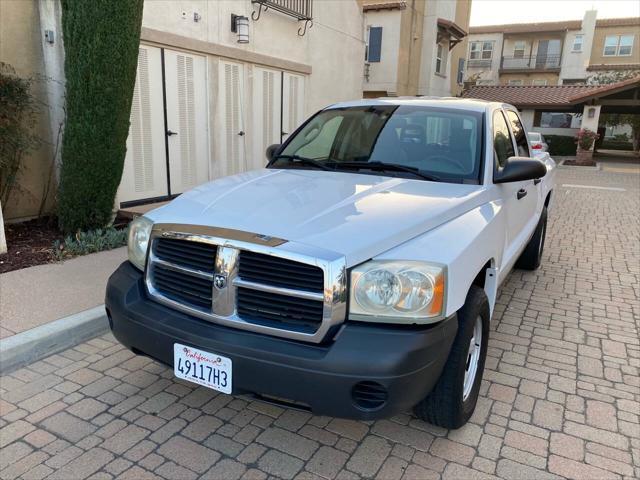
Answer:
270;105;484;183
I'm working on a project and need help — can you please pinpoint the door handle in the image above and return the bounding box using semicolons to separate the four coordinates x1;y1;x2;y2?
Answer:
534;178;541;185
238;131;245;136
166;130;178;136
517;188;527;200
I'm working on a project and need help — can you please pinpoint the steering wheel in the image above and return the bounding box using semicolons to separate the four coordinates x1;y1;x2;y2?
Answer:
428;155;469;173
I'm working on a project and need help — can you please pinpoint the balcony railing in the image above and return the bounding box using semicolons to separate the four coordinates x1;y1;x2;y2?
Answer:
500;54;561;71
468;58;493;68
252;0;313;35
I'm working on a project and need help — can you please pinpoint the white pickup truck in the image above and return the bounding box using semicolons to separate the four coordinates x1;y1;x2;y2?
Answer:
107;98;555;429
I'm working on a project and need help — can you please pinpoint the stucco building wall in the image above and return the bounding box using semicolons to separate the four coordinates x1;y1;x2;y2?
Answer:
0;0;58;221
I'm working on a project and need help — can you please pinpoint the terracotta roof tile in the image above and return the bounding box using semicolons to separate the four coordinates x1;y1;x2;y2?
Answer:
587;64;640;71
595;17;640;27
469;16;640;34
461;76;640;107
469;20;581;34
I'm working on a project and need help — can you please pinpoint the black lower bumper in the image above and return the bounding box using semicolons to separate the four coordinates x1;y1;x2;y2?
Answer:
105;262;457;420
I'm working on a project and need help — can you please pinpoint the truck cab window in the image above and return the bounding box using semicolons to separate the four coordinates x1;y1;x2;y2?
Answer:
506;110;530;157
493;111;515;168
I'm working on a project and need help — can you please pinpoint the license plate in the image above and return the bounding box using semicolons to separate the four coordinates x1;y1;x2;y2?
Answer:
173;343;232;394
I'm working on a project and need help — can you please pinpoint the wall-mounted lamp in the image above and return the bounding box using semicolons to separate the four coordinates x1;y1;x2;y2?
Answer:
587;107;596;118
231;14;249;44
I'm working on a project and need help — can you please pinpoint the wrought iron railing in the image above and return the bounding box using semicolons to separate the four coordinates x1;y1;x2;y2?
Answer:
500;54;561;71
252;0;313;35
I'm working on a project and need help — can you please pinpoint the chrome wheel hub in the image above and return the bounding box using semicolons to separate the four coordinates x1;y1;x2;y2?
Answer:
462;315;483;401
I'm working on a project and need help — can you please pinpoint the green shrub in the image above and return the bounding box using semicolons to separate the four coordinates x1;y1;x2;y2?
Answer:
58;0;144;233
0;63;40;208
52;226;128;260
545;135;578;156
600;140;634;151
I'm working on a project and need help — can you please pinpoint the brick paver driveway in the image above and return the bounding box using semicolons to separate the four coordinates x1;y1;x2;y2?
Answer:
1;164;639;480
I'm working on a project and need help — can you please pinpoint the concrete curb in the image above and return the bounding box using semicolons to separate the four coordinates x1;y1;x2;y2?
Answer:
0;305;108;375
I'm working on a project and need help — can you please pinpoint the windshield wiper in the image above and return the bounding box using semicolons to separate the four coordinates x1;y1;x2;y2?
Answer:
329;161;440;182
270;154;335;172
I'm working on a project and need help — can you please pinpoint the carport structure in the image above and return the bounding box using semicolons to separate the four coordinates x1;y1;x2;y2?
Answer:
462;76;640;156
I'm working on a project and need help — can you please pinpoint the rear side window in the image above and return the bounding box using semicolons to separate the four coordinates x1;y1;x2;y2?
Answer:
506;110;530;157
493;111;515;168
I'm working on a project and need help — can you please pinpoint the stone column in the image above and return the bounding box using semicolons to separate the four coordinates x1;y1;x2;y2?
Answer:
576;104;601;164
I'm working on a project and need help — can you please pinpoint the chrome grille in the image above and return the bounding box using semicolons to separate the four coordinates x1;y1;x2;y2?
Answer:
145;225;347;343
238;250;324;292
154;237;216;273
237;287;323;332
153;265;213;310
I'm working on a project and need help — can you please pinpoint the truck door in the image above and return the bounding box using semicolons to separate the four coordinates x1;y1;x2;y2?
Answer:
493;110;538;269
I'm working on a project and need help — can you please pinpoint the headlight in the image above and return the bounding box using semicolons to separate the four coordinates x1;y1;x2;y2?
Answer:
350;260;445;323
127;216;153;271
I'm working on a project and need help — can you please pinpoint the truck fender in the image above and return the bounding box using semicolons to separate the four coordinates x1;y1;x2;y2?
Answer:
375;200;506;318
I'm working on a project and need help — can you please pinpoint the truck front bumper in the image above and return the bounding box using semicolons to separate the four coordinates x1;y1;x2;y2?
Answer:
106;261;457;420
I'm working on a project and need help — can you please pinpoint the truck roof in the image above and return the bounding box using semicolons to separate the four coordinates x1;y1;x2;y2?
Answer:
327;97;502;113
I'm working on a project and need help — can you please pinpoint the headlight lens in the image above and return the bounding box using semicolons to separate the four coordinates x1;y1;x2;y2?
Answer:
350;261;445;323
127;216;153;271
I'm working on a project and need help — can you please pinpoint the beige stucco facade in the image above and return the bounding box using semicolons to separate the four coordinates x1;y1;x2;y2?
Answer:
466;12;639;87
450;0;471;95
590;23;640;67
139;0;365;115
0;0;58;221
362;0;470;97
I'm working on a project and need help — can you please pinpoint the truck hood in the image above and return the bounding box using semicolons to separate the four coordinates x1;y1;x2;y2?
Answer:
147;169;488;267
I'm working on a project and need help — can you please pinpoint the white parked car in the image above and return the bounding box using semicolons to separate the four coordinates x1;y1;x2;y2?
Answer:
107;98;555;429
528;132;549;152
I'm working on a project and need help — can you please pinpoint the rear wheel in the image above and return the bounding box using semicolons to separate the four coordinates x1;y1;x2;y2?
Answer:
515;207;547;270
413;286;490;429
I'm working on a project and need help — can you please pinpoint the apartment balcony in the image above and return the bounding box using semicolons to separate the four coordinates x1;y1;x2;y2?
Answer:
500;54;561;73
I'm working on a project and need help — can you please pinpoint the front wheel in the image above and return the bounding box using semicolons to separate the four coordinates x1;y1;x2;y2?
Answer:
413;286;490;429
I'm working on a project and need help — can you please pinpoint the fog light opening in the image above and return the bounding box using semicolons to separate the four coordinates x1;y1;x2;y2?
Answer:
352;381;388;411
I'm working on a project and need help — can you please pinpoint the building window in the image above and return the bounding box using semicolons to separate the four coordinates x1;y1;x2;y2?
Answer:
513;41;526;59
619;35;634;55
508;79;523;86
470;41;493;60
532;79;547;86
456;58;465;85
366;26;383;63
562;78;587;85
572;34;583;52
436;42;448;75
604;35;634;56
534;111;582;128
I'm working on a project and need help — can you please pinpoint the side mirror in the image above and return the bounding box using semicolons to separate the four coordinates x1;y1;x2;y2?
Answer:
494;156;547;184
266;144;281;162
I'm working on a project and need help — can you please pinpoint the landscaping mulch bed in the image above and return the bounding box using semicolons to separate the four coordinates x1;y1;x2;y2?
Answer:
1;215;131;274
0;217;62;274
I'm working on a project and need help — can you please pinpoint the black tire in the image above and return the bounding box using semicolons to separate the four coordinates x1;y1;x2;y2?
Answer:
515;207;548;271
413;286;490;429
